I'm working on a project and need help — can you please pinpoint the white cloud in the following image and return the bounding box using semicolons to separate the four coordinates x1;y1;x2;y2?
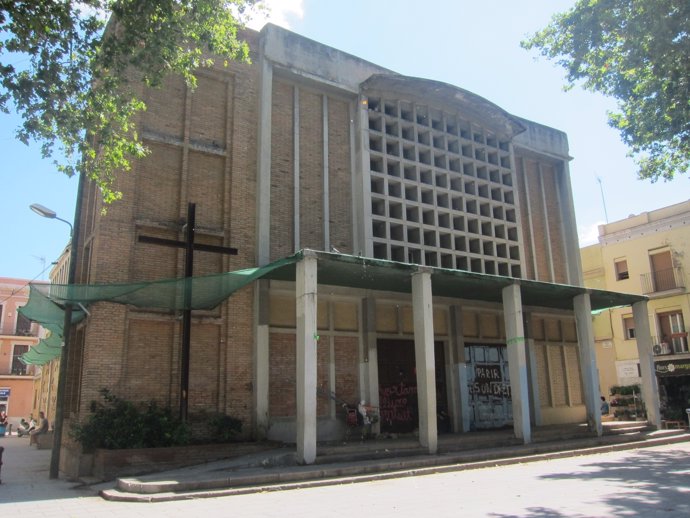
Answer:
247;0;305;30
578;221;604;247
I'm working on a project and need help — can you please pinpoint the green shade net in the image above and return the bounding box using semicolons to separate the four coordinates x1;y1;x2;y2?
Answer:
18;254;301;365
20;324;63;364
18;249;644;365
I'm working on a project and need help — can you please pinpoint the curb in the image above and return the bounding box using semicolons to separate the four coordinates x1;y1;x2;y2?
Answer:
100;431;690;502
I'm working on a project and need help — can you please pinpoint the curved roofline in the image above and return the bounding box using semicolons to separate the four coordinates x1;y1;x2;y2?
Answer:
361;74;525;138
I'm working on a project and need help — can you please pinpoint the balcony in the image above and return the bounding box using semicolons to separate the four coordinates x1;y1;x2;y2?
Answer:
652;332;689;356
641;267;685;295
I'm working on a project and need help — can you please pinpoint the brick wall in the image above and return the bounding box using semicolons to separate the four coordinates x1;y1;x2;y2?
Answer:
270;80;296;259
514;153;570;284
71;48;260;435
299;88;324;251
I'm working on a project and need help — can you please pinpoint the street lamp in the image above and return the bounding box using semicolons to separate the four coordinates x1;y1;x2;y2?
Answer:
30;203;73;236
30;201;78;479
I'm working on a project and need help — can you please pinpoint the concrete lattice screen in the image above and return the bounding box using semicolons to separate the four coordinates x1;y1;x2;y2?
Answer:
367;96;520;277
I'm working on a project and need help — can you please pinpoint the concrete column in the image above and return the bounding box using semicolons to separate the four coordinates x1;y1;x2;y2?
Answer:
573;293;603;436
361;298;380;423
293;85;300;252
412;269;437;454
296;253;318;464
556;161;583;286
322;94;330;251
450;305;467;432
538;164;555;283
254;279;270;438
502;283;531;443
633;300;661;428
354;95;373;256
256;55;273;266
526;338;542;426
458;364;471;432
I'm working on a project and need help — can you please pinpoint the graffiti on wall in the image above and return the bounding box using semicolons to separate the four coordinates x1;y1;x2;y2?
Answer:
379;382;417;427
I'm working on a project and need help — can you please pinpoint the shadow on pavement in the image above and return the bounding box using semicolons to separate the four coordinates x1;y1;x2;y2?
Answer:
489;447;690;517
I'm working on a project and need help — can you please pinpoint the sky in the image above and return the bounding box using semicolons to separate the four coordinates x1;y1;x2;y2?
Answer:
1;0;688;282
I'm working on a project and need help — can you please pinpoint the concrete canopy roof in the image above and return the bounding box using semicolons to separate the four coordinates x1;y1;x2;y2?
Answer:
264;250;646;312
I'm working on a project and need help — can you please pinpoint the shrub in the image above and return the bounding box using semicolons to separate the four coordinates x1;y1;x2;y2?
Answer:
70;388;190;451
208;412;242;443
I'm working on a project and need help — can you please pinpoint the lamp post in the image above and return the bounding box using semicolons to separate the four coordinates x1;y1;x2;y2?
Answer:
30;203;74;236
30;202;78;479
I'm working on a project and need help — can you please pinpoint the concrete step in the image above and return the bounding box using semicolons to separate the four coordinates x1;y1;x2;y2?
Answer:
99;429;689;503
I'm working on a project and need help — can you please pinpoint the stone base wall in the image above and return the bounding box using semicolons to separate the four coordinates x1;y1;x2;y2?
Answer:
90;441;279;482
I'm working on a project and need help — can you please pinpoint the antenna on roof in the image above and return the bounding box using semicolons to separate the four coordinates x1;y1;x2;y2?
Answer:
596;175;609;223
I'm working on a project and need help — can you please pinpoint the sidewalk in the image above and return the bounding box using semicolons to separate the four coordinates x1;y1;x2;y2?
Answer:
1;424;688;504
0;434;103;504
102;425;690;502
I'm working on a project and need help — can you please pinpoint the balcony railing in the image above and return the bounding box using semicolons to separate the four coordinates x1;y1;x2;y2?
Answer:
652;332;689;355
641;267;685;295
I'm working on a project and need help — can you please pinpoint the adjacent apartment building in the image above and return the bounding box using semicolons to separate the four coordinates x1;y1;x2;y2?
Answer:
582;200;690;421
0;277;45;427
29;24;652;476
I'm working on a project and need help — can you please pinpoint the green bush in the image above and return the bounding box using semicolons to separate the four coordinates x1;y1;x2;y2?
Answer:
609;384;641;396
70;388;190;451
208;412;243;443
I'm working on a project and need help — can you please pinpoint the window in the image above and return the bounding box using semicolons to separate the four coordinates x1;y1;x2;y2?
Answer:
11;344;28;375
623;317;635;340
657;311;688;354
650;250;675;291
614;259;629;280
15;311;32;336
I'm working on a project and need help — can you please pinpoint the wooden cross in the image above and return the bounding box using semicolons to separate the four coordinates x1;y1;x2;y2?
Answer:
138;202;238;422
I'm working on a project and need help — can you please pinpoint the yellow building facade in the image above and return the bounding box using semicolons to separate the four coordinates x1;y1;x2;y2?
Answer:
581;200;690;421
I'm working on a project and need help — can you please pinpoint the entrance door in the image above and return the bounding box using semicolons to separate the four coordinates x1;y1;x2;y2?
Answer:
377;339;448;434
466;344;512;429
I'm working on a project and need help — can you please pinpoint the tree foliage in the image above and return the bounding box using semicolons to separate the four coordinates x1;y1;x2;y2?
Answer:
0;1;260;203
522;0;690;181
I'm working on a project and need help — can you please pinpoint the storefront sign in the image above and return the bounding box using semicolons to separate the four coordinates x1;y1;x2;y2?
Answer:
655;359;690;376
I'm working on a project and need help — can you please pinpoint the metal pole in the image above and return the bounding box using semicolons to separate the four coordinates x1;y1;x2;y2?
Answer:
49;173;84;479
179;202;195;422
596;176;609;223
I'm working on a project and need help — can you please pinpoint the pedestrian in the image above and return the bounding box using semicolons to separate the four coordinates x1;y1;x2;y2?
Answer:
29;411;49;445
601;396;609;415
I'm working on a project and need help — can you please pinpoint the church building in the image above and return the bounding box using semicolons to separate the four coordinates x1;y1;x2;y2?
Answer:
53;24;656;474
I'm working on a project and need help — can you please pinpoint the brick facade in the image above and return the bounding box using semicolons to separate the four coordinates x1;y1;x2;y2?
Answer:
62;23;593;474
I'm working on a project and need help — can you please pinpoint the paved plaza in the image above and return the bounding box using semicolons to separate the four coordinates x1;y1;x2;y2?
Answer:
1;434;689;517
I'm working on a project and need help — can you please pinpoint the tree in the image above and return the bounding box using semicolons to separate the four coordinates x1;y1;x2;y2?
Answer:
522;0;690;182
0;1;260;203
